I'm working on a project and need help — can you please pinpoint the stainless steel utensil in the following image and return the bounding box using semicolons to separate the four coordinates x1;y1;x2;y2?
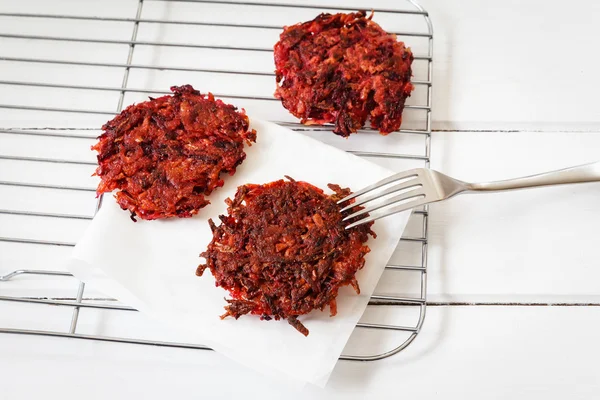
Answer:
340;161;600;229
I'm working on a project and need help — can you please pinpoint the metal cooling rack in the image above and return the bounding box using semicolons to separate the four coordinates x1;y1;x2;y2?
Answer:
0;0;433;361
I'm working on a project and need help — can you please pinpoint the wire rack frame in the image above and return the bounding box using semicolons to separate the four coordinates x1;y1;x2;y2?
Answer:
0;0;433;361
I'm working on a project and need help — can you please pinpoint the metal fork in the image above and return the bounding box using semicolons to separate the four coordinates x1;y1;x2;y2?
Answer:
339;160;600;229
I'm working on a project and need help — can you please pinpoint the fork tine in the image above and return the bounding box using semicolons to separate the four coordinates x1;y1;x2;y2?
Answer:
339;177;422;212
342;189;426;222
336;169;422;205
345;196;430;230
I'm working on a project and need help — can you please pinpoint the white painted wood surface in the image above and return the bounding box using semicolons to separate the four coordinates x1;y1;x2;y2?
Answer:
421;0;600;131
1;0;600;398
1;304;599;399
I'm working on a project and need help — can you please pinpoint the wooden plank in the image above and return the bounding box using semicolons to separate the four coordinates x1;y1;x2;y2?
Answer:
419;0;600;130
422;131;600;302
0;303;598;397
4;131;600;303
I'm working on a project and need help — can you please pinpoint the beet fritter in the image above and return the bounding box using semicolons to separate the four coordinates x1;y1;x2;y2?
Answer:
274;11;414;137
197;177;375;336
92;85;257;221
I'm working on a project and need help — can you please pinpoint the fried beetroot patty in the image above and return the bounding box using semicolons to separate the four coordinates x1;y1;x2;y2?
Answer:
197;177;375;336
92;85;257;220
274;11;414;137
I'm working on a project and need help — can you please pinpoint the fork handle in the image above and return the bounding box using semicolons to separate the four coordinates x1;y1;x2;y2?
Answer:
467;160;600;192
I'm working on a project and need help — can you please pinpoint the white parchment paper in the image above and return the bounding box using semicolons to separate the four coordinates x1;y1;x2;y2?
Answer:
66;119;409;386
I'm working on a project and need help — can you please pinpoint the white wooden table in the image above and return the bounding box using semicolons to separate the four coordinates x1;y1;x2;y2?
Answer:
1;0;600;398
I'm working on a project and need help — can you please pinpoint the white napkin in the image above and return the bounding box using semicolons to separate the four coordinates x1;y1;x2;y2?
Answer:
66;119;409;386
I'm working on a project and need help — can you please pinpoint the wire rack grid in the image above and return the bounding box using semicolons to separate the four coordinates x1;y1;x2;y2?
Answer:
0;0;433;361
